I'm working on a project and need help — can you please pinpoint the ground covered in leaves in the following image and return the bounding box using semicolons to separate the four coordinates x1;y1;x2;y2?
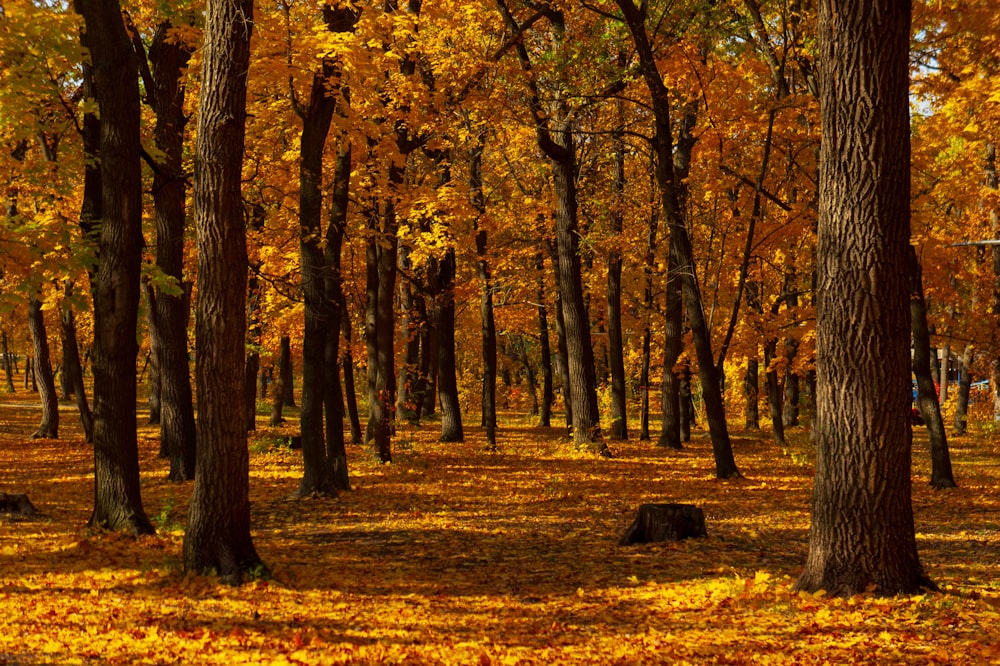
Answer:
2;393;1000;664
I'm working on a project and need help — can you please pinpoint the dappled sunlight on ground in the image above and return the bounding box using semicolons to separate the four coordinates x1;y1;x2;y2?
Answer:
1;391;1000;663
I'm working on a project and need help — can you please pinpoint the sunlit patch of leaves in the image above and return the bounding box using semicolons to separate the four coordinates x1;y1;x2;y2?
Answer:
1;389;999;663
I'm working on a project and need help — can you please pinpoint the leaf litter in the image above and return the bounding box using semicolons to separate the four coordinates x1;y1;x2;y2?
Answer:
1;394;999;664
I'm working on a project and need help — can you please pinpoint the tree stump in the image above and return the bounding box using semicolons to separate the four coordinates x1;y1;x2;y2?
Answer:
0;493;38;516
619;503;706;545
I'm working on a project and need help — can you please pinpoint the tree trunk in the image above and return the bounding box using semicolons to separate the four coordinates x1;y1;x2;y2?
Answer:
2;331;14;393
146;293;162;426
678;363;693;444
438;247;464;443
341;320;363;444
617;0;737;477
658;253;683;449
184;0;265;582
553;279;572;432
270;335;291;426
325;141;352;491
764;338;786;445
148;19;197;479
745;358;760;430
908;247;956;489
418;263;439;419
607;105;628;441
283;357;296;408
60;293;94;443
28;295;58;440
297;67;338;496
953;344;973;435
537;253;553;428
75;0;154;536
472;136;497;450
795;0;932;596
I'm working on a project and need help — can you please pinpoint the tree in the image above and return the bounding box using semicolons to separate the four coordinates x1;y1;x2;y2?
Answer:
615;0;738;476
145;18;197;482
795;0;932;596
909;246;957;489
75;0;154;535
183;0;265;583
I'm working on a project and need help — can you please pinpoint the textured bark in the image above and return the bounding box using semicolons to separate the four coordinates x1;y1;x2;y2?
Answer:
184;0;264;582
28;296;58;440
908;247;956;489
147;22;195;468
795;0;932;596
397;246;421;424
76;0;153;535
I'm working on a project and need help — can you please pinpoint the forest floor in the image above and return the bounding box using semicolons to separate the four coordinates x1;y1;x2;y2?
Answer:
1;391;1000;664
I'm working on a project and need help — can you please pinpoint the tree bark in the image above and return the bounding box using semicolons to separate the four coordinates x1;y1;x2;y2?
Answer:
908;247;956;489
270;335;291;426
617;0;737;476
437;246;464;443
953;344;973;435
184;0;265;582
607;102;628;441
60;290;94;443
795;0;932;596
2;331;14;393
471;135;497;450
536;252;553;428
75;0;153;535
28;295;58;440
294;3;357;494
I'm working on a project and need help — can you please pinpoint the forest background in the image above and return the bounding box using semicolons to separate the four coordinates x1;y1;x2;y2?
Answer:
3;0;1000;662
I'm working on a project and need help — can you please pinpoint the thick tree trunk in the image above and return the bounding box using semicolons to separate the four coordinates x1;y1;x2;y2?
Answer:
60;294;94;443
795;0;932;596
953;344;973;435
75;0;153;535
184;0;265;582
418;265;439;419
908;247;956;489
639;328;651;441
397;250;421;425
678;363;693;444
28;295;58;440
438;247;464;443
